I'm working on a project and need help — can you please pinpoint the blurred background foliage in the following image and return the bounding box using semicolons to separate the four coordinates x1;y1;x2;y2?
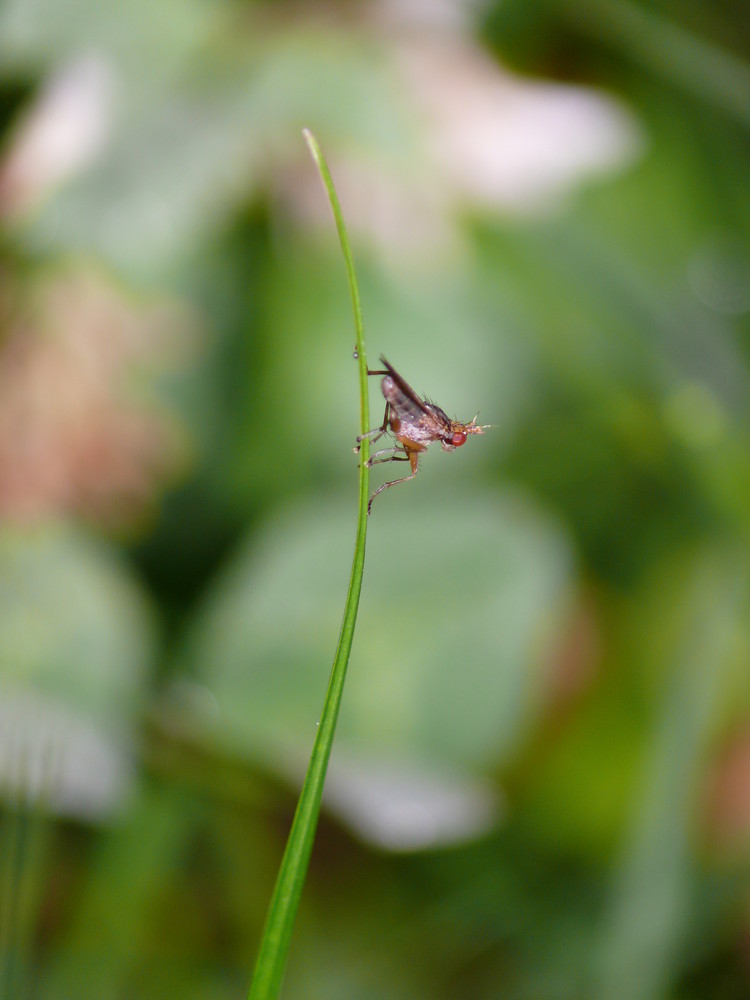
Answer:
1;0;750;997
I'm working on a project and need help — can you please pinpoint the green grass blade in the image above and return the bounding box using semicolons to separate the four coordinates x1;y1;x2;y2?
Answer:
247;130;371;1000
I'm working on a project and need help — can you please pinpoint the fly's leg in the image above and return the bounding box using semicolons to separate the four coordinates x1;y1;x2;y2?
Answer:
367;452;419;515
356;448;407;472
353;364;396;452
365;446;408;468
367;470;418;514
354;402;390;453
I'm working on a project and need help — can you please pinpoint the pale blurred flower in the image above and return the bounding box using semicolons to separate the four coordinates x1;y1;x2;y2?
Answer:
300;750;501;851
0;690;132;819
0;265;193;525
286;6;643;265
394;34;643;214
0;55;114;219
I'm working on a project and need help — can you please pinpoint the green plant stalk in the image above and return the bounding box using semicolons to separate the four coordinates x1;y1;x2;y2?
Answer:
247;130;371;1000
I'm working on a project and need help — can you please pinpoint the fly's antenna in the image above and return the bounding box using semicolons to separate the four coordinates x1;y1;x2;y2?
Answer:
465;414;494;434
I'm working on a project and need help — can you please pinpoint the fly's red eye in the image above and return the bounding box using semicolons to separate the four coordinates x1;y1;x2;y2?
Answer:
451;431;467;447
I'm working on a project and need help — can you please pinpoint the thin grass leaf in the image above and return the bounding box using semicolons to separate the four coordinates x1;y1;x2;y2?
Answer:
247;130;371;999
595;548;747;1000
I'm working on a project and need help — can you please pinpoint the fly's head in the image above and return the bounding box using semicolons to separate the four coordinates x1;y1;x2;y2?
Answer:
440;415;491;452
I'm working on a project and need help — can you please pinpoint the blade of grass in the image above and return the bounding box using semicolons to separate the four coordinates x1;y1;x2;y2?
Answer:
247;129;372;999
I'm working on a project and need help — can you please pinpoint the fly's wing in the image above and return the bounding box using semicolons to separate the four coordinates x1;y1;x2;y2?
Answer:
379;356;431;417
380;356;451;438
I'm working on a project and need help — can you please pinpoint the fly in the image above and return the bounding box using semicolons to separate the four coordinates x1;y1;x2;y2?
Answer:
354;356;490;514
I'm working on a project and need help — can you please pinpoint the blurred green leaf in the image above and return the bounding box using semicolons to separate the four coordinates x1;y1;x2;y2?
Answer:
0;522;154;726
0;522;155;814
0;0;218;78
178;492;573;779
